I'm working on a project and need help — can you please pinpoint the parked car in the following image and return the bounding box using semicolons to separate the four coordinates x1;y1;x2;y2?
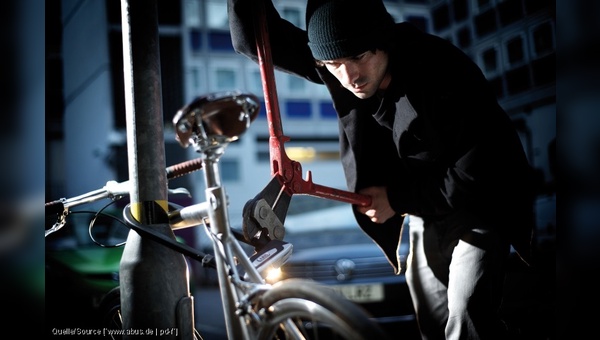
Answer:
46;211;127;330
271;204;420;338
45;209;195;332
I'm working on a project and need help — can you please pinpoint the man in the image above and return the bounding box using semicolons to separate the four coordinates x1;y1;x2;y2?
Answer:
228;0;535;339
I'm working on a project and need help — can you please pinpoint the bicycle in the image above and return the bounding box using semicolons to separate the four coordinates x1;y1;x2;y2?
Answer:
46;91;390;340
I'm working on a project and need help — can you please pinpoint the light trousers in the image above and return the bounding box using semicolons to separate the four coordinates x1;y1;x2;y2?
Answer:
405;213;510;340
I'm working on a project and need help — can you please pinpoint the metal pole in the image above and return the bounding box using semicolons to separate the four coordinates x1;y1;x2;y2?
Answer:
119;0;193;338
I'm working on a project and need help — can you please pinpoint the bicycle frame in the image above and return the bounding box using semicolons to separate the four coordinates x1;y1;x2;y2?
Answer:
168;91;295;339
166;149;281;340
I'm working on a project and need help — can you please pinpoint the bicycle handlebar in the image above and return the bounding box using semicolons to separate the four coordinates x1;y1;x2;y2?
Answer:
45;158;204;216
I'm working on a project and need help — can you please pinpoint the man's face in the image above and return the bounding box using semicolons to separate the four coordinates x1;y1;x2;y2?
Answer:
320;50;390;99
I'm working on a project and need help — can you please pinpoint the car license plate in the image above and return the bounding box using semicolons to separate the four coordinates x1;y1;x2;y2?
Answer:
331;283;384;303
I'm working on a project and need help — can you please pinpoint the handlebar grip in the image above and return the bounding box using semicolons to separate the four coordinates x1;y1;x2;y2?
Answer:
45;200;65;216
166;158;203;180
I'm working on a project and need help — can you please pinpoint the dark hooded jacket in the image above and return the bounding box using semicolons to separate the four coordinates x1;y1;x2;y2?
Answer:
228;0;535;273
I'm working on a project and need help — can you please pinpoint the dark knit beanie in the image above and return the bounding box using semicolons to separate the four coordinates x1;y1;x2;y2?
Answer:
306;0;395;61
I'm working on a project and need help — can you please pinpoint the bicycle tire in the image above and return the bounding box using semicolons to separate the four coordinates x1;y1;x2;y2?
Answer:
254;279;391;340
97;286;123;340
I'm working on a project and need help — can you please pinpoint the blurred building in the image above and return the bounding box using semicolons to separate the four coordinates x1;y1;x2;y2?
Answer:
46;0;555;240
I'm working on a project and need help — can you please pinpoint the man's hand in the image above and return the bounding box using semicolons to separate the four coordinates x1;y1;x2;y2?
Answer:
356;186;396;223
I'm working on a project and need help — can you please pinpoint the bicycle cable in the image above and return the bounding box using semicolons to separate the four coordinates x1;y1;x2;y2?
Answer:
87;197;129;248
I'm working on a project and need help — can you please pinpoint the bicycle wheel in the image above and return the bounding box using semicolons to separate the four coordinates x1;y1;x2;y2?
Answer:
254;279;390;340
97;286;123;340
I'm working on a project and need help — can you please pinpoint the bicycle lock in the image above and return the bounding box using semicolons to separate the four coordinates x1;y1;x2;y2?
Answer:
119;0;194;338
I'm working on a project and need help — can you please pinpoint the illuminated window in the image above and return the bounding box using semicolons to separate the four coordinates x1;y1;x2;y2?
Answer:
247;68;264;96
186;65;206;98
216;69;236;90
206;0;228;29
208;60;241;92
184;0;202;27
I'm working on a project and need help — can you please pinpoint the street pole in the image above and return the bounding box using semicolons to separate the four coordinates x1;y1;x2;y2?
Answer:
119;0;193;338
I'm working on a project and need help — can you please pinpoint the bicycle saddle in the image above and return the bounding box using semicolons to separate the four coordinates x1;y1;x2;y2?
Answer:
173;91;260;148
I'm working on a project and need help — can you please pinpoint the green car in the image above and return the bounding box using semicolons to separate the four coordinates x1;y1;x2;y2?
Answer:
46;210;195;333
46;211;127;331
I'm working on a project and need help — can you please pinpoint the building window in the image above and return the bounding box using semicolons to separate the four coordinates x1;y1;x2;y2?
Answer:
208;61;241;92
531;53;555;86
456;26;472;48
505;65;531;95
474;8;497;38
498;0;524;27
208;32;234;51
206;0;228;29
160;36;184;120
482;47;498;74
319;101;337;119
489;76;504;98
285;100;312;118
246;68;264;97
524;0;552;14
215;69;236;90
258;101;267;119
189;29;202;52
186;65;206;98
476;0;493;12
452;0;469;22
432;3;451;32
506;35;525;66
184;0;202;27
532;21;555;57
